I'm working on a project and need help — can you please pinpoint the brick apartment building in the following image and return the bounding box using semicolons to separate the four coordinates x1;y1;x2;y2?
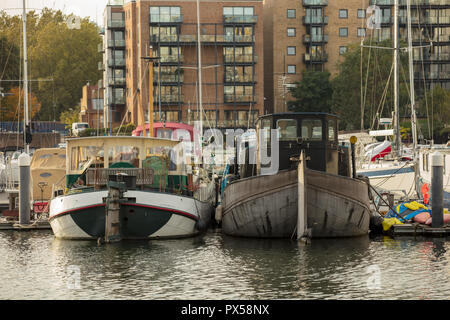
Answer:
100;0;264;130
79;82;104;129
264;0;450;113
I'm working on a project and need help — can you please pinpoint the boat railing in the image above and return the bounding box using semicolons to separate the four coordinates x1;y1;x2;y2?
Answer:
85;168;154;187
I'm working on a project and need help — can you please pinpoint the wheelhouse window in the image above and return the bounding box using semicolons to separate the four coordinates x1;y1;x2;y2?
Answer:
276;119;297;141
328;119;336;141
301;119;322;141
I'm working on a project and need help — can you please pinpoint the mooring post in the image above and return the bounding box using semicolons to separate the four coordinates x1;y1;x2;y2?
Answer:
18;153;31;225
431;151;444;228
105;177;126;243
297;151;307;240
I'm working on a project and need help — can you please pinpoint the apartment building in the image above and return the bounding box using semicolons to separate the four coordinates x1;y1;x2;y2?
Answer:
100;0;264;130
79;82;104;129
264;0;450;113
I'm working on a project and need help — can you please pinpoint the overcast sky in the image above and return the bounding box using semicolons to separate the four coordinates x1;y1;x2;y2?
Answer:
1;0;110;25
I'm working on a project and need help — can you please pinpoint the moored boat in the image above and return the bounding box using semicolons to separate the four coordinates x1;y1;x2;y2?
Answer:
220;113;375;238
49;135;214;240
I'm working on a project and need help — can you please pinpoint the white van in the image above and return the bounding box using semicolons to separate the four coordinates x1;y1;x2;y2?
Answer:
72;122;89;136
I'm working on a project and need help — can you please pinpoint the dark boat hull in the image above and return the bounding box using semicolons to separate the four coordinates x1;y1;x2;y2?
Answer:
221;169;371;238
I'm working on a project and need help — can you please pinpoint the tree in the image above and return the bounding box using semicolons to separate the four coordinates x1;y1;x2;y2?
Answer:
417;85;450;141
0;36;20;92
0;9;102;121
1;87;41;121
60;105;81;130
288;71;333;113
331;39;410;131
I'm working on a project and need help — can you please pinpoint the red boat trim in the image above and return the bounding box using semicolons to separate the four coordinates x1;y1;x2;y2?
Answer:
49;202;198;221
49;204;106;221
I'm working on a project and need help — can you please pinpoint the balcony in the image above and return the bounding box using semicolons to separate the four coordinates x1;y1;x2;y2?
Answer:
224;94;256;104
399;0;450;5
110;96;125;105
153;73;184;83
369;0;393;5
224;54;258;63
303;0;328;6
108;77;126;86
414;53;450;62
98;43;104;53
149;14;183;24
98;62;104;71
303;16;329;24
303;34;328;43
107;58;125;67
223;15;258;24
225;74;258;83
303;53;328;62
107;39;125;48
150;34;255;44
155;94;184;104
107;20;125;28
160;55;184;63
399;16;450;24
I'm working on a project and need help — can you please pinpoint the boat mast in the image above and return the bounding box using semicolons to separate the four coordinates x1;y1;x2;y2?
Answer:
406;0;418;159
22;0;30;154
393;0;401;158
196;0;203;136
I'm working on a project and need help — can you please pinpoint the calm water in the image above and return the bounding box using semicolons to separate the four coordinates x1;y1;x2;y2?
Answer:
0;229;449;300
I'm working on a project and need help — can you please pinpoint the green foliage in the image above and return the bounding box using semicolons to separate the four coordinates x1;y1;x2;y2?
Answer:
288;71;333;113
331;39;410;131
60;105;80;129
417;85;450;140
0;9;102;121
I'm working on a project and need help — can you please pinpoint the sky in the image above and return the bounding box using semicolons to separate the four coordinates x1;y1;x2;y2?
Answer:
0;0;110;25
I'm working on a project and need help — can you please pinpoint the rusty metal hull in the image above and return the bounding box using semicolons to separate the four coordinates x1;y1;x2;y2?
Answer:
221;169;371;238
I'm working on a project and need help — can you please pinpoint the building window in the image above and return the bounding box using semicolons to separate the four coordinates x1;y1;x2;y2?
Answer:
287;65;296;74
339;9;348;19
287;9;296;19
223;7;254;16
287;46;296;56
357;28;366;37
149;6;181;23
339;28;348;37
339;46;347;55
287;28;296;37
357;9;366;19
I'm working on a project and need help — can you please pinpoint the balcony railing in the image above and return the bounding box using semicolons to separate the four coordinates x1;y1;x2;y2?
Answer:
223;15;258;24
108;20;125;28
303;34;329;43
224;54;258;63
303;16;329;24
98;43;104;53
110;96;125;104
149;14;183;24
155;94;184;103
150;34;255;43
108;77;126;86
303;53;328;62
107;58;125;67
399;16;450;24
98;62;104;71
224;94;256;103
303;0;328;5
153;74;184;83
107;39;125;47
160;55;184;63
370;0;393;5
399;0;450;5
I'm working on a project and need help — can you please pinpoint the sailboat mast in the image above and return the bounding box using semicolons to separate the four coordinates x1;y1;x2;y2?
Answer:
22;0;29;154
196;0;203;135
406;0;418;159
393;0;401;158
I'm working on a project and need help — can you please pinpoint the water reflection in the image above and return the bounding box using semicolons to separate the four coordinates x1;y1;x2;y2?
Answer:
0;230;449;299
